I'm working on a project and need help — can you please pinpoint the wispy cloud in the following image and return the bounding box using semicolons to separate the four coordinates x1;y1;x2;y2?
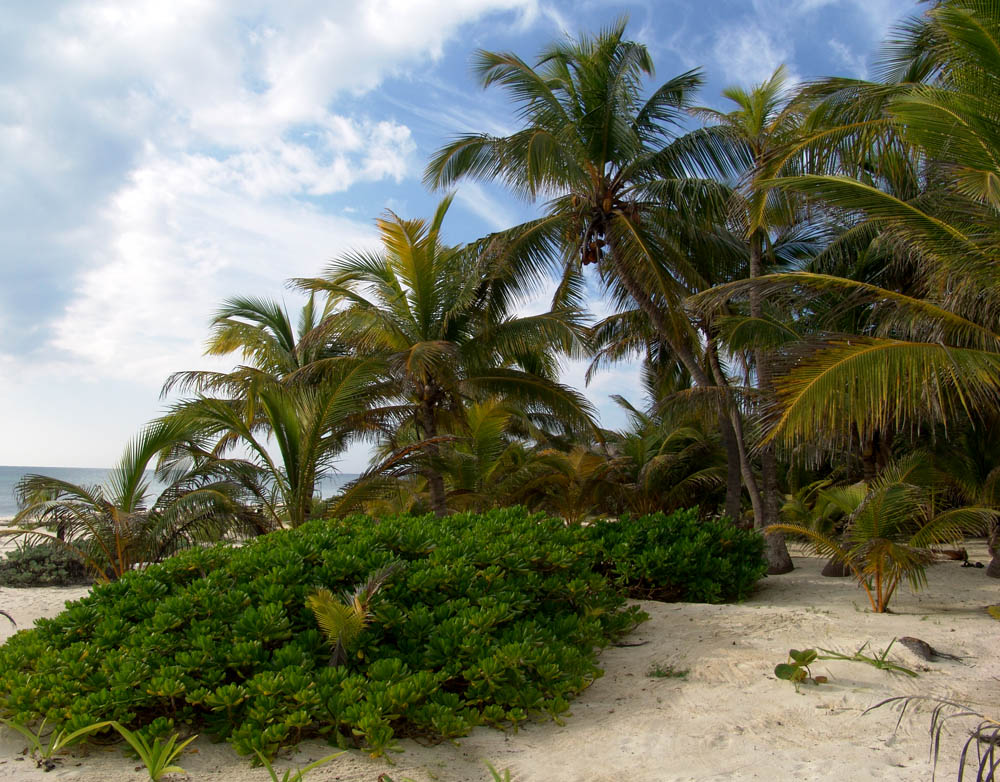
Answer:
711;24;799;87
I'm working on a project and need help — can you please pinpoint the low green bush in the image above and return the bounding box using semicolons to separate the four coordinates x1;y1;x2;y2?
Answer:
586;509;767;603
0;508;646;760
0;543;92;587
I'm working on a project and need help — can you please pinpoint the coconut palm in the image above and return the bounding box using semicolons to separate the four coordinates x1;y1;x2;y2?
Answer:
6;418;253;580
691;4;1000;532
165;297;384;527
691;66;824;570
425;17;740;382
294;196;596;515
741;2;1000;445
768;453;997;612
514;445;617;525
423;20;801;567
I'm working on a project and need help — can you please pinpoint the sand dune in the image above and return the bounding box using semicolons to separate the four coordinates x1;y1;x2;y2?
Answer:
0;544;997;781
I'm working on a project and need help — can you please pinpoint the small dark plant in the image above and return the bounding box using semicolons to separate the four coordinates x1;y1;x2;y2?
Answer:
0;543;92;587
647;663;688;679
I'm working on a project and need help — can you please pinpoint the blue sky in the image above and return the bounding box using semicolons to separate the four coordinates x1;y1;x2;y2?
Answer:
0;0;915;469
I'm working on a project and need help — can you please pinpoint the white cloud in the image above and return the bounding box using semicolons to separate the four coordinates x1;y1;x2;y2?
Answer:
828;38;868;78
712;24;799;87
49;148;383;386
454;182;520;232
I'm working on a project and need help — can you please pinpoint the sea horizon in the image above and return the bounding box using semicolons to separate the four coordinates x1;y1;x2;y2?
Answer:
0;465;359;519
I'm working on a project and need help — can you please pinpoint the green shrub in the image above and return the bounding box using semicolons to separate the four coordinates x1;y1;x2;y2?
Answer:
586;509;768;603
0;543;92;587
0;508;646;760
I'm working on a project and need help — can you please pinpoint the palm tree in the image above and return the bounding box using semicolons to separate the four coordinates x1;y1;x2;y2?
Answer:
768;453;996;612
515;445;617;525
424;20;797;564
605;396;727;518
691;2;1000;580
692;65;819;570
165;297;383;527
294;196;596;516
6;418;253;580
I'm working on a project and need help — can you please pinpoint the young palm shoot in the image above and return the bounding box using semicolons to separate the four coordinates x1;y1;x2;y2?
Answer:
1;718;112;769
109;722;197;782
306;562;403;666
253;749;345;782
767;455;996;612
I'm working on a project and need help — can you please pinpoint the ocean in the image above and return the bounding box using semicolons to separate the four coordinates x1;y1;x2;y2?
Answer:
0;466;358;519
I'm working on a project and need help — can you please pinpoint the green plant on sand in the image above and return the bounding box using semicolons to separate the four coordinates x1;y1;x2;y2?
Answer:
647;663;689;679
254;749;344;782
109;721;197;782
767;455;996;612
0;508;652;761
774;649;828;688
0;718;111;770
818;639;918;677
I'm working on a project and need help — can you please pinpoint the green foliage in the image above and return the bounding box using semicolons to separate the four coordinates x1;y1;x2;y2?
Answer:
646;663;688;679
987;605;1000;621
586;509;768;603
306;562;403;665
0;543;92;587
775;640;918;689
0;508;650;760
109;721;197;781
773;649;827;688
0;717;112;768
254;749;344;781
769;454;996;612
817;639;918;677
9;418;257;580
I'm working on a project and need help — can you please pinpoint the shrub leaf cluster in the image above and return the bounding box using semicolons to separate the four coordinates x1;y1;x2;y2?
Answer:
0;544;92;588
0;507;764;761
586;510;767;603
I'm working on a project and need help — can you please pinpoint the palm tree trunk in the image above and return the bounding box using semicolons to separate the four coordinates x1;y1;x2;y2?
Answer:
987;523;1000;579
606;248;776;556
704;334;752;525
706;344;764;526
749;232;793;574
417;397;448;517
719;413;743;523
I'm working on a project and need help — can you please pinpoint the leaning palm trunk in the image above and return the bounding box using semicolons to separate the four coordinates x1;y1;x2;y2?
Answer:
705;334;769;534
608;239;771;544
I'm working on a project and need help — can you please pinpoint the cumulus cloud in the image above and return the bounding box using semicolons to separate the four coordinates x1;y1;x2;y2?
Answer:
0;0;915;469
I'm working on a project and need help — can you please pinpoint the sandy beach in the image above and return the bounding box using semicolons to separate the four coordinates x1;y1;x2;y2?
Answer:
0;543;997;782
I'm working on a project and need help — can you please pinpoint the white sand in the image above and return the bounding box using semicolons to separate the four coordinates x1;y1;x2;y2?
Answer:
0;543;997;781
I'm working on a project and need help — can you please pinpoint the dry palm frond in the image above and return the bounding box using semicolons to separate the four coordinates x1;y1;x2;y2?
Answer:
867;695;1000;782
